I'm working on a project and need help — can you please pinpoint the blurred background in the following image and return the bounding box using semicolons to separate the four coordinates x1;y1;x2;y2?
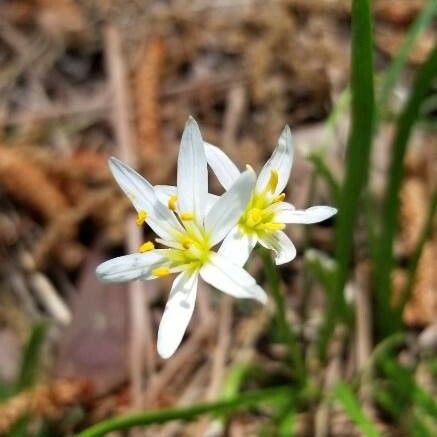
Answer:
0;0;435;436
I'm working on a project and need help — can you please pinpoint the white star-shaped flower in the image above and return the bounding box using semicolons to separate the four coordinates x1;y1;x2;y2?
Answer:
203;126;338;267
96;117;267;359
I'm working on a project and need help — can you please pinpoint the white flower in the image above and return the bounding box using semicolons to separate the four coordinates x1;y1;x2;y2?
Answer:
204;126;338;267
96;117;267;359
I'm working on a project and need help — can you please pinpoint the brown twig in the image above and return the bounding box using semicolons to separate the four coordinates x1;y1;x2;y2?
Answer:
104;25;156;414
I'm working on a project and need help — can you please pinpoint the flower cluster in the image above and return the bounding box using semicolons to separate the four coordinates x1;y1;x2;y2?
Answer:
96;117;337;358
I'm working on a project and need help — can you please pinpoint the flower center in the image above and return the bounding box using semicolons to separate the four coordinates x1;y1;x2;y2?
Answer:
239;169;285;235
165;222;211;274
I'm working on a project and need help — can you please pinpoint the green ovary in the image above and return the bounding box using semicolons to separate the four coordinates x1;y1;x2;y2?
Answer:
166;225;211;273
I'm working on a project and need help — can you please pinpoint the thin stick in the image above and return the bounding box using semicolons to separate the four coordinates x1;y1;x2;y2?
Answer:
206;296;232;400
104;25;156;412
144;321;215;407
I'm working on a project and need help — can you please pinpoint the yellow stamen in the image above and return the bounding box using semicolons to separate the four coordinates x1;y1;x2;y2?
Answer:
168;194;178;211
266;169;279;193
136;210;147;226
152;266;171;277
273;193;286;203
139;241;154;253
247;208;262;227
180;212;194;221
181;237;192;249
261;222;285;231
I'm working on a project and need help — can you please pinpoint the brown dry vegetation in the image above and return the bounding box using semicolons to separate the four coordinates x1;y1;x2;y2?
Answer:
0;0;435;435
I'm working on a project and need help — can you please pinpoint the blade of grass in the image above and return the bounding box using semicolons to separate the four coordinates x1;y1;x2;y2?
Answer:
375;48;437;337
76;386;290;437
308;154;340;203
377;0;437;120
334;383;380;437
304;249;337;295
410;412;433;437
318;0;375;359
15;321;48;392
259;248;306;385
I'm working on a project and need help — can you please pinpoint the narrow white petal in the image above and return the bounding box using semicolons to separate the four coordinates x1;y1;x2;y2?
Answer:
108;157;183;239
268;201;295;218
157;271;198;359
205;143;240;190
96;251;167;282
205;169;256;246
277;206;337;224
154;185;218;215
218;226;257;267
200;253;267;304
256;125;293;195
177;117;208;220
258;231;296;265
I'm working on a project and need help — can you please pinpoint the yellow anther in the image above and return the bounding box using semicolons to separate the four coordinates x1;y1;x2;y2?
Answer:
273;193;286;203
247;208;262;227
181;237;192;249
245;164;254;172
262;222;285;231
266;169;279;193
136;210;147;226
180;212;194;221
168;194;178;211
139;241;154;253
152;266;171;277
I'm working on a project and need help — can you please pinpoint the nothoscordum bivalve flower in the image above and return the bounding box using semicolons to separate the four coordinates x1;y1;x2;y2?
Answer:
205;126;337;267
96;117;267;359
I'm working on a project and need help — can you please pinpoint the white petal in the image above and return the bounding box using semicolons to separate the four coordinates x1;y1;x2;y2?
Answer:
204;143;240;190
256;125;293;195
177;117;208;220
157;271;198;359
277;206;337;224
268;201;295;218
108;157;183;239
154;185;218;215
218;226;257;267
205;168;256;246
200;253;267;304
258;231;296;265
96;251;167;282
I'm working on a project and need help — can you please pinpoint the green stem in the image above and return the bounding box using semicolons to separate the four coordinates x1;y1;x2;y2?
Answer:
318;0;375;359
375;48;437;337
259;248;306;385
76;386;289;437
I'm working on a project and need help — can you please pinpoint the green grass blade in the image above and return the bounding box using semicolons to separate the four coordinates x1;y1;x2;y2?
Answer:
304;249;337;294
334;383;380;437
76;386;290;437
318;0;375;359
259;248;306;384
377;0;437;120
308;154;341;203
15;321;48;392
375;48;437;337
